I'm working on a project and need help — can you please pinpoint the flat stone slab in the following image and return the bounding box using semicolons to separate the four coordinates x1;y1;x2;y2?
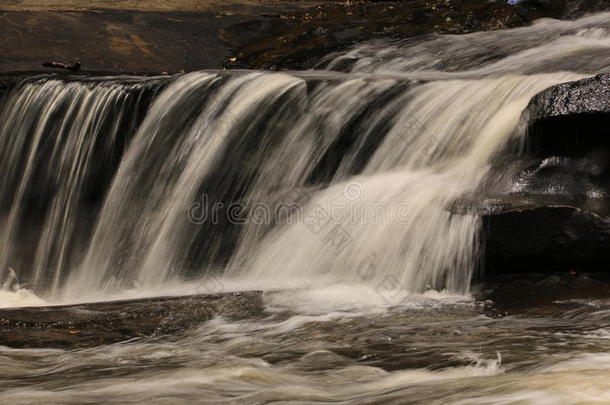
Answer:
0;291;263;349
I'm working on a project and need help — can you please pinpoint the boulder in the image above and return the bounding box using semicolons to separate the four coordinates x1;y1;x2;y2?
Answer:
481;205;610;274
465;74;610;275
526;73;610;122
523;73;610;155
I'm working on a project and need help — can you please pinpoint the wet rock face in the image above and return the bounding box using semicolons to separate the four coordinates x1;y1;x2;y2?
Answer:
483;206;610;273
473;74;610;275
526;73;610;122
509;74;610;203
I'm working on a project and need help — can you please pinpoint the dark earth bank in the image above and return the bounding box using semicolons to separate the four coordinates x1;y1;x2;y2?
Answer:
1;0;609;73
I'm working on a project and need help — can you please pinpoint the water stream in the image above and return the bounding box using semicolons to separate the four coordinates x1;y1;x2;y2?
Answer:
1;12;609;405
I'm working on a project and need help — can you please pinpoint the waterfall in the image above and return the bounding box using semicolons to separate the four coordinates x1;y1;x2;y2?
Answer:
0;72;579;302
1;12;608;304
68;72;306;296
0;76;164;293
224;74;582;299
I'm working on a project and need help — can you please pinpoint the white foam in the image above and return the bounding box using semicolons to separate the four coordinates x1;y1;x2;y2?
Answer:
0;288;46;308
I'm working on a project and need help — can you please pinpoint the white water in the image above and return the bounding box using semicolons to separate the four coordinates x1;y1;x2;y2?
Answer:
1;305;608;404
226;75;583;300
0;12;609;307
0;71;578;306
0;78;159;297
323;12;610;76
1;12;610;405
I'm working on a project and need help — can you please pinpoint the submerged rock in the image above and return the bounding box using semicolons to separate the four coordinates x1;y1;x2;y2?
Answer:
478;270;610;316
0;291;263;349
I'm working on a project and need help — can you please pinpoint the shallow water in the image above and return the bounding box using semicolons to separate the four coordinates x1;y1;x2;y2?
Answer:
1;291;609;404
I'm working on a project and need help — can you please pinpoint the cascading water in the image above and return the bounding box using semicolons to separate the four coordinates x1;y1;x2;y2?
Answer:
0;77;164;295
226;75;581;299
2;10;610;405
0;12;608;305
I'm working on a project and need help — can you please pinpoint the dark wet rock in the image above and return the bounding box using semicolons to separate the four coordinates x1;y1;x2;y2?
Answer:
455;74;610;277
511;0;610;19
522;74;610;157
562;0;610;18
478;271;610;316
0;291;263;349
526;73;610;122
0;75;20;99
481;205;610;274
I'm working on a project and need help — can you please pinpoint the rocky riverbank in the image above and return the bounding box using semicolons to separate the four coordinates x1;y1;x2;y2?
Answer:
1;0;608;73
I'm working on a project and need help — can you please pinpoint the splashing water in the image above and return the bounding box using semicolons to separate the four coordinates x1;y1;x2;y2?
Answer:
0;13;608;306
1;11;610;405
